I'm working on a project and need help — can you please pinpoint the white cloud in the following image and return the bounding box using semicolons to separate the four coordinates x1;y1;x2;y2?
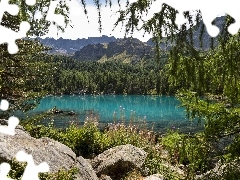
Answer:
42;0;153;42
44;0;227;41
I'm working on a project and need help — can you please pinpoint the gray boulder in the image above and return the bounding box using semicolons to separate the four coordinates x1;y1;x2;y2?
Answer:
91;144;147;178
76;156;98;180
195;158;240;179
144;174;164;180
0;125;98;180
0;125;75;172
99;174;112;180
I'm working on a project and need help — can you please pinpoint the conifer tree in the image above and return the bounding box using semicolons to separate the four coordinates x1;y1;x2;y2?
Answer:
0;0;70;113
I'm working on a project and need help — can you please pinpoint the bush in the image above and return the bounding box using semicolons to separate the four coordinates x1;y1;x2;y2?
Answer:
6;159;78;180
23;120;153;158
21;116;217;179
161;130;212;177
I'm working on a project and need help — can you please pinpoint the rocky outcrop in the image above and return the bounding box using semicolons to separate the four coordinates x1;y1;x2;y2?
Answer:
0;125;75;172
73;37;154;62
76;156;99;180
144;174;164;180
38;35;117;55
195;158;240;179
0;125;98;180
0;125;151;179
91;144;147;179
99;174;112;180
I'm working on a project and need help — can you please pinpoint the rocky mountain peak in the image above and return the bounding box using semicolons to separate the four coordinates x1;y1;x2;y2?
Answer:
73;37;154;62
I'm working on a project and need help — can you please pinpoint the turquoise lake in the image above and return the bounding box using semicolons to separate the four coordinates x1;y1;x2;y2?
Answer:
26;95;202;132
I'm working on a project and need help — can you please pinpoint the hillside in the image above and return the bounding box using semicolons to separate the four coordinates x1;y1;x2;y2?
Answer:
38;16;226;59
38;35;117;55
147;16;226;50
73;16;226;62
73;37;155;62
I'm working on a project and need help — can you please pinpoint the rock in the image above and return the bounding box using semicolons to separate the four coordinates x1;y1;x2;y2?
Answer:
53;109;63;114
224;103;231;108
178;164;185;170
38;36;117;55
195;158;240;179
144;174;164;180
74;37;154;62
91;144;147;178
99;174;112;180
0;125;75;172
67;111;76;116
0;125;98;180
75;156;99;180
0;119;8;125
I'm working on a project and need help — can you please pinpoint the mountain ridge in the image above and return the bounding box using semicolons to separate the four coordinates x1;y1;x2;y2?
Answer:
38;35;118;55
73;37;155;62
38;16;226;60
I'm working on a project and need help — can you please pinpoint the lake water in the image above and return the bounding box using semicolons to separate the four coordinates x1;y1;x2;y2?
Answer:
26;95;202;132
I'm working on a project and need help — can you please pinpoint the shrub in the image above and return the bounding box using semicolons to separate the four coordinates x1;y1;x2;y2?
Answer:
161;130;212;178
6;159;78;180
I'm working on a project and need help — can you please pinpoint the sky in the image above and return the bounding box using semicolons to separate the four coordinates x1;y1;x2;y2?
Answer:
42;0;164;42
42;0;226;42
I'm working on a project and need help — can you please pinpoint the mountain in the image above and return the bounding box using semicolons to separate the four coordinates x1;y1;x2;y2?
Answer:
146;16;226;50
38;16;227;59
73;37;155;62
72;16;227;62
38;35;117;55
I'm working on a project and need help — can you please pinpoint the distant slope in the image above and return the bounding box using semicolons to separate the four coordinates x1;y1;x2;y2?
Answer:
147;16;226;50
39;16;227;58
73;16;226;62
38;35;117;55
73;37;155;62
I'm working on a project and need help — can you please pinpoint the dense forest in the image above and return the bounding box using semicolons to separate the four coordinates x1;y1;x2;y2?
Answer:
31;53;172;95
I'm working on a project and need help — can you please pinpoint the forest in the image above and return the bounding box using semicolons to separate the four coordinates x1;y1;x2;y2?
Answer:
30;53;172;95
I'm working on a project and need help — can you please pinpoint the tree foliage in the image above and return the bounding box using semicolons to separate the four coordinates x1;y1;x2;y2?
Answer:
112;0;240;177
5;0;70;36
0;0;70;115
0;40;50;113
